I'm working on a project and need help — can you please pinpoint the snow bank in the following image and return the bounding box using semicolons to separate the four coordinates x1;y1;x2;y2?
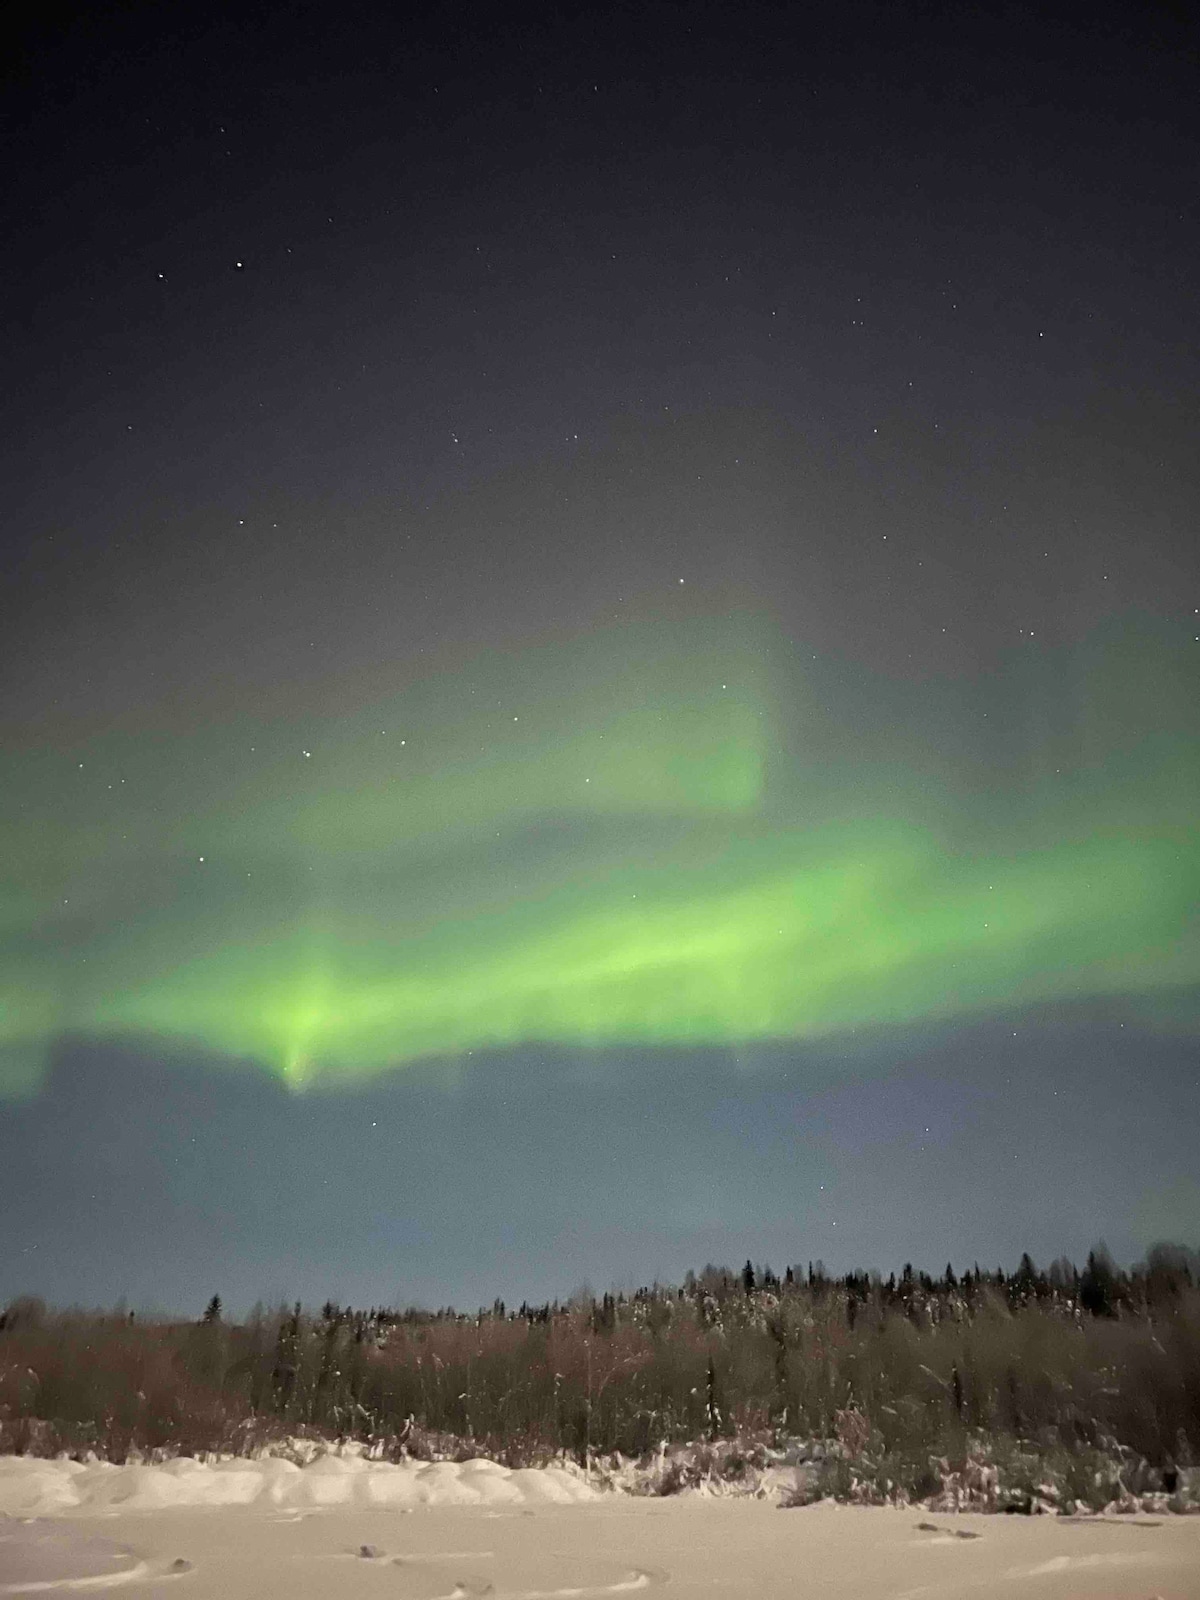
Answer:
3;1468;1200;1600
0;1450;598;1518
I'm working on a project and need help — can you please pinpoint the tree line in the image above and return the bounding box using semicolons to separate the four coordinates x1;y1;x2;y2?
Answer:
1;1241;1197;1477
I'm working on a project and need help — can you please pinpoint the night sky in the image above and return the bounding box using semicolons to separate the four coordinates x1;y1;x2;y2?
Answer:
2;0;1197;1318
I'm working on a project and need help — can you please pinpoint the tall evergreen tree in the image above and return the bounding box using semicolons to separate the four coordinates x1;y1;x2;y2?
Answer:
1081;1245;1118;1317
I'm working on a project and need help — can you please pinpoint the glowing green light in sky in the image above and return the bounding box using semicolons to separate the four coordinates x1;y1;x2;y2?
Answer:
1;611;1196;1097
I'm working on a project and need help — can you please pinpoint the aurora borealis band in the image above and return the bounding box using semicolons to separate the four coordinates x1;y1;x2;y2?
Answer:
3;609;1196;1099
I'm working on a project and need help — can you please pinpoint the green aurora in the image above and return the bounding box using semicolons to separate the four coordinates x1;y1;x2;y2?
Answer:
2;610;1196;1098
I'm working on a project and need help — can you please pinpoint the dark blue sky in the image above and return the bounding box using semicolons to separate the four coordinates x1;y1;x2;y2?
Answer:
1;0;1197;1317
3;1004;1196;1319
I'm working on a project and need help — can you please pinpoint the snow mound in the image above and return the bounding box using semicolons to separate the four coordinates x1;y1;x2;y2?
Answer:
0;1452;598;1518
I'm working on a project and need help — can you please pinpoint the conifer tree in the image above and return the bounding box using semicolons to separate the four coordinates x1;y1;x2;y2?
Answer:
1081;1245;1118;1317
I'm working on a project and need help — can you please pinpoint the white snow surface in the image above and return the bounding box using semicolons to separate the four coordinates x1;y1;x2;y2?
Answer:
0;1448;599;1517
2;1449;1200;1599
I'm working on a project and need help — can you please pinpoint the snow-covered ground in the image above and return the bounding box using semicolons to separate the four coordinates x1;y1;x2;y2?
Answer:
2;1449;1199;1598
0;1448;600;1517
